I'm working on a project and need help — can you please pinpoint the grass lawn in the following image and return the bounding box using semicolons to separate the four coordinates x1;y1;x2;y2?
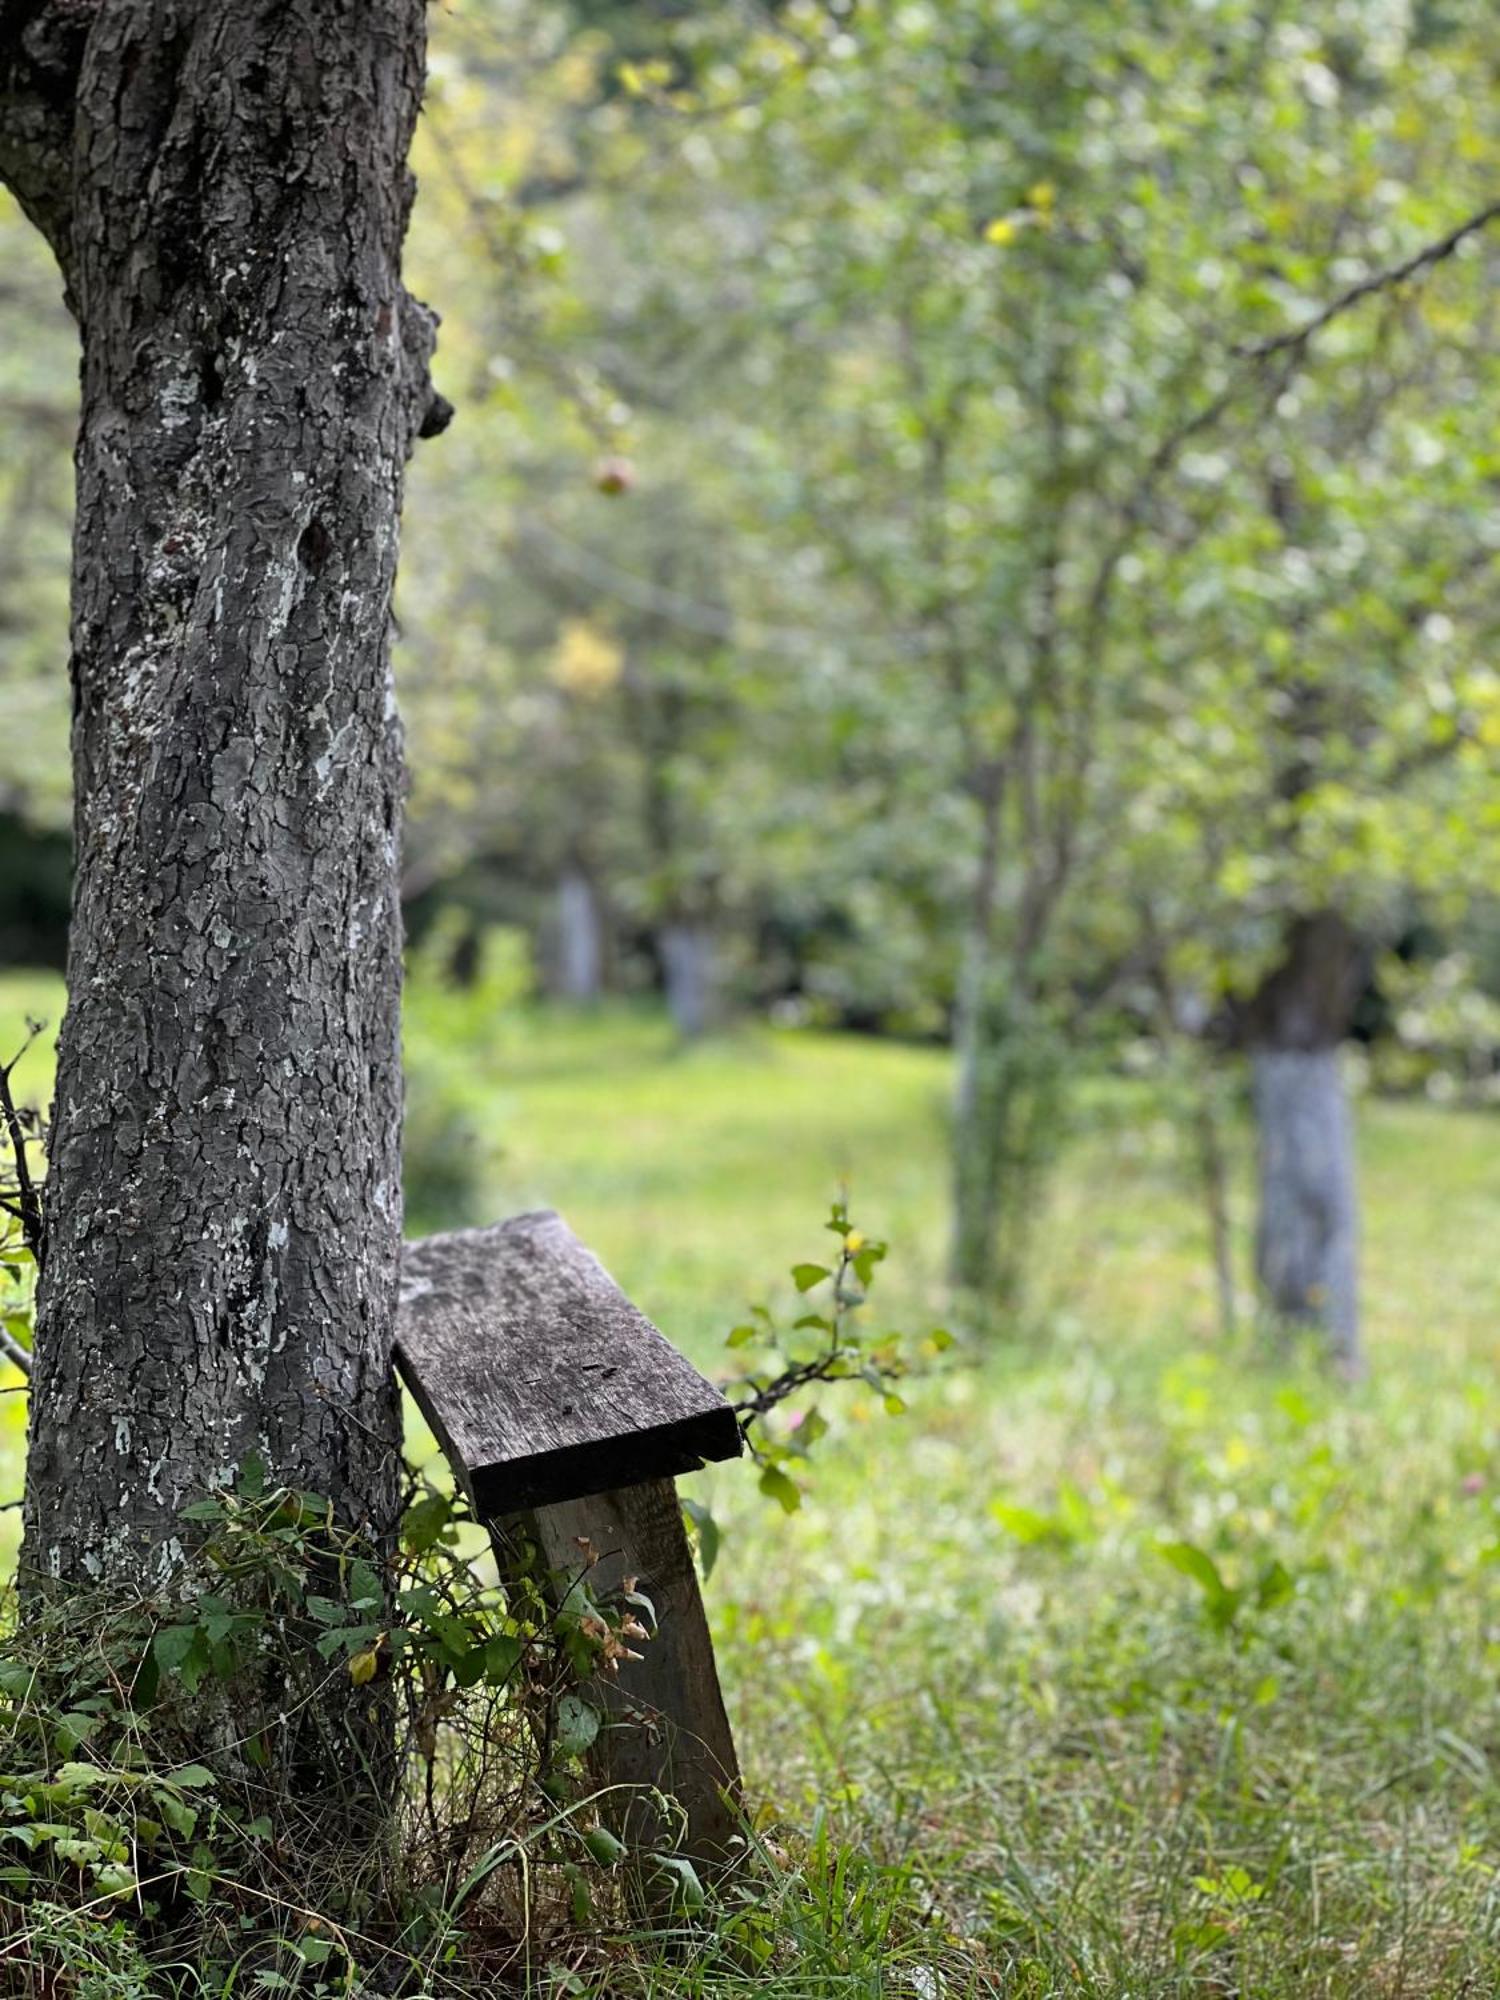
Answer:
4;963;1500;1994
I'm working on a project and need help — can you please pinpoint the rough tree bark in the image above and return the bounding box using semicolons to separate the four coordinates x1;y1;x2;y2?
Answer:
1243;911;1364;1377
1;2;448;1595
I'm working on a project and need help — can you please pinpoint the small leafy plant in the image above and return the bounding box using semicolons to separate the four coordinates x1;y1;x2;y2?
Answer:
715;1199;953;1525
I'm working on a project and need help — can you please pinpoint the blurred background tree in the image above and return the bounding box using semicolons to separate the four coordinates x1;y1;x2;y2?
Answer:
3;0;1499;1365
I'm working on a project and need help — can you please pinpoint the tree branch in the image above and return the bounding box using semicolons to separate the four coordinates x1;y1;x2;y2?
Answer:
0;0;96;286
1236;199;1500;363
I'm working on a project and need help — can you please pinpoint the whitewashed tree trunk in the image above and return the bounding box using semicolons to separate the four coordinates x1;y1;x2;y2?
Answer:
1244;912;1365;1377
660;921;717;1040
555;864;603;1002
1251;1047;1360;1374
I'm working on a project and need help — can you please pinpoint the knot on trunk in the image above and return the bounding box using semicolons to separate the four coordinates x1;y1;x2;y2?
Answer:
399;292;452;445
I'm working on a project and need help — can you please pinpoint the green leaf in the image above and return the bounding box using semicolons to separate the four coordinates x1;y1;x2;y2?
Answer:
482;1633;522;1682
759;1465;802;1514
851;1246;884;1287
53;1711;99;1756
1158;1541;1243;1629
582;1825;627;1866
155;1624;210;1688
53;1762;109;1793
349;1559;383;1612
725;1323;760;1348
991;1501;1061;1546
556;1692;601;1758
236;1453;267;1501
791;1263;830;1293
1255;1558;1294;1610
155;1794;198;1839
682;1498;721;1580
401;1491;453;1553
448;1643;488;1690
651;1852;706;1911
1158;1540;1227;1598
166;1764;216;1790
566;1862;592;1925
52;1836;102;1868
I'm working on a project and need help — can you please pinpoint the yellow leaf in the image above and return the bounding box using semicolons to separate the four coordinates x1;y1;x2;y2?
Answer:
349;1650;379;1687
552;619;623;696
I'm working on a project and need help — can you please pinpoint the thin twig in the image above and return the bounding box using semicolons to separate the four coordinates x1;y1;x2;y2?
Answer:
0;1323;30;1379
0;1026;46;1272
1236;199;1500;361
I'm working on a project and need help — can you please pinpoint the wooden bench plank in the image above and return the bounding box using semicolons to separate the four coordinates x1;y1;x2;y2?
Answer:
396;1211;742;1515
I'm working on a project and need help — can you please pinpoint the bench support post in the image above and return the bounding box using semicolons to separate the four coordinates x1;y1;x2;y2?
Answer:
519;1477;742;1881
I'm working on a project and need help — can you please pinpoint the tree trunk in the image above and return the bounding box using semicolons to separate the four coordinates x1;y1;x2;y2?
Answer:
950;769;1004;1297
1251;1046;1359;1372
1193;1070;1238;1341
1243;912;1364;1376
950;768;1061;1310
950;960;1004;1300
554;863;604;1002
660;919;718;1040
6;4;446;1596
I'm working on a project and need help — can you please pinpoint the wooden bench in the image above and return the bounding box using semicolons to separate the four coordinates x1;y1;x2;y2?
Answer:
395;1210;744;1876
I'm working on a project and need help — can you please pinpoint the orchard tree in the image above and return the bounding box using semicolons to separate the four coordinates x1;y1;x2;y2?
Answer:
611;0;1500;1317
1114;281;1500;1372
0;0;447;1817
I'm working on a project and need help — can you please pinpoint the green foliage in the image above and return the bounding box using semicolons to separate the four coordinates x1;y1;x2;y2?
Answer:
1367;947;1500;1103
718;1199;952;1522
0;1451;691;1990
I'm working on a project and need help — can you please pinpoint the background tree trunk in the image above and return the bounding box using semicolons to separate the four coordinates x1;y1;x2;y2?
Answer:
659;919;718;1040
950;770;1004;1297
949;770;1062;1310
553;862;604;1002
1251;1046;1359;1371
1243;911;1364;1375
8;1;444;1595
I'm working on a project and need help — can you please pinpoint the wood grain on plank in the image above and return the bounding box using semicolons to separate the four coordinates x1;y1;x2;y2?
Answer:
396;1212;742;1514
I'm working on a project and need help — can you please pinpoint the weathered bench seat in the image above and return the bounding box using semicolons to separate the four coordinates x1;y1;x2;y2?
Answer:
396;1210;744;1872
